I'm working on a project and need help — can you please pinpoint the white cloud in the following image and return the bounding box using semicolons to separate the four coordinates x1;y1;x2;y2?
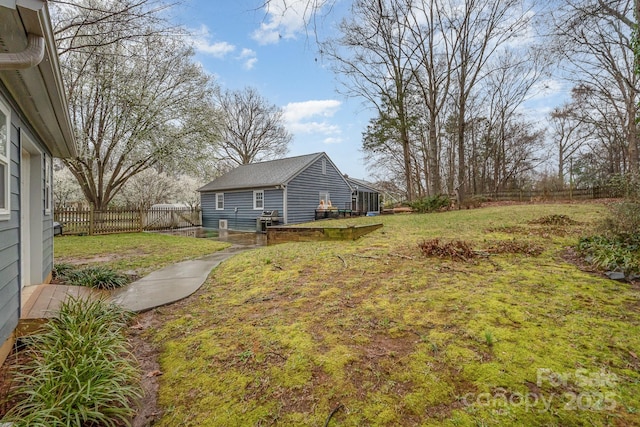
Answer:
323;137;343;144
288;121;341;135
283;100;341;123
252;0;327;45
243;57;258;70
528;78;565;101
283;100;343;141
190;25;258;70
190;25;236;58
238;48;257;70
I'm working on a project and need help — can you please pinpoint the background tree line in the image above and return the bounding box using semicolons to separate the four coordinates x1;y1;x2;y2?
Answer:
321;0;639;202
51;0;640;208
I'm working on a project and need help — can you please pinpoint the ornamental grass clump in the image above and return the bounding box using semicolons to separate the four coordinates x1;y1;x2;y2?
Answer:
1;297;141;427
66;265;129;290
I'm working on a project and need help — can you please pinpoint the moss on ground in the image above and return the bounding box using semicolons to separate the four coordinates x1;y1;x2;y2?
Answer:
150;203;640;426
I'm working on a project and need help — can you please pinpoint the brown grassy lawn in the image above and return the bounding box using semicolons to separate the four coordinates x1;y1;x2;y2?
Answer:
148;203;640;426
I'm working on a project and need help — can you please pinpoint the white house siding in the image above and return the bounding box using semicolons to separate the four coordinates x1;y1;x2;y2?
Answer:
202;188;284;231
286;156;351;224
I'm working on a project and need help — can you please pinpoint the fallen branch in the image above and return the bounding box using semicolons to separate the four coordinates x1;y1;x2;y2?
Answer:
353;254;380;260
388;253;414;260
337;255;347;268
324;403;344;427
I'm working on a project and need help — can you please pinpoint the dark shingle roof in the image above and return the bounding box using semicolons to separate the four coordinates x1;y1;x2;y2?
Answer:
198;153;325;192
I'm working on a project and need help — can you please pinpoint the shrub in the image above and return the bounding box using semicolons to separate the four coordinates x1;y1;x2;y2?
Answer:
578;235;640;274
66;266;129;290
599;201;640;237
605;173;640;200
408;194;451;213
1;297;140;427
460;195;487;209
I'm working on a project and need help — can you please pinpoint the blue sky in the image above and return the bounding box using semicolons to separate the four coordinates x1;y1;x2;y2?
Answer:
171;1;568;180
171;0;374;180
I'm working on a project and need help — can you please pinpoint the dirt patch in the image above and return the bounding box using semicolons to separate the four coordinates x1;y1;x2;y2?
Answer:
0;343;28;417
128;310;164;427
485;240;545;256
485;225;528;234
57;254;124;265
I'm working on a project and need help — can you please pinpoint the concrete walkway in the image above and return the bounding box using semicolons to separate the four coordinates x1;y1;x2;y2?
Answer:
110;237;262;312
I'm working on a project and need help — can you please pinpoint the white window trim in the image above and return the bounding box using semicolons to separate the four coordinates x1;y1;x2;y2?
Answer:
44;154;52;214
253;190;264;210
319;192;330;205
215;192;224;210
0;98;10;220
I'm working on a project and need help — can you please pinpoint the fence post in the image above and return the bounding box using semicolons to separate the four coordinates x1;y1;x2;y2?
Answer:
89;206;95;236
138;208;144;232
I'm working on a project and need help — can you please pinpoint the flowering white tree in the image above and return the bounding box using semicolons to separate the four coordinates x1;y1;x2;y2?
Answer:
53;166;83;209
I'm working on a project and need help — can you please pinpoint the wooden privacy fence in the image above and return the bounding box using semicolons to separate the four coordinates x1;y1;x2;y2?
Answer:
54;207;202;235
477;186;622;202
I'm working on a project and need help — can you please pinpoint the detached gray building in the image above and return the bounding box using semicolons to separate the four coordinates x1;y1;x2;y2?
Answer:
199;153;357;231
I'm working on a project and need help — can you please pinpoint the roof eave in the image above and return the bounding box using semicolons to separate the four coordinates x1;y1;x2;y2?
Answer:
0;1;77;158
198;183;284;193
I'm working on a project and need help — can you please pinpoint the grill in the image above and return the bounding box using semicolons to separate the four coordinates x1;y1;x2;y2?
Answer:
257;210;280;232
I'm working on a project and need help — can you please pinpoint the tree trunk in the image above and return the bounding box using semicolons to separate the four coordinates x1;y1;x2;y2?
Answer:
457;99;466;204
428;114;441;195
628;98;639;175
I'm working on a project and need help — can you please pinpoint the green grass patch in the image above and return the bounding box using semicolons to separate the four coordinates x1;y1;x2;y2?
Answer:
149;203;640;426
54;232;229;276
1;298;140;427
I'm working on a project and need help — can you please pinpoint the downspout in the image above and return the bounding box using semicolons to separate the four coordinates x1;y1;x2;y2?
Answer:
0;33;45;70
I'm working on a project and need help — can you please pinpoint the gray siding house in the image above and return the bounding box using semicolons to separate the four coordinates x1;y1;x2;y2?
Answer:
0;1;76;364
199;153;352;231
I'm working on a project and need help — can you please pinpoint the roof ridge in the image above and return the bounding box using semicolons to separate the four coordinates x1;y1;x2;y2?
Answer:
237;152;324;167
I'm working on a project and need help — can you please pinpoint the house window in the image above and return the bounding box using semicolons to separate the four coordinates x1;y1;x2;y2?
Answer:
254;190;264;210
0;99;10;219
44;154;52;214
319;192;330;208
216;193;224;210
322;158;326;175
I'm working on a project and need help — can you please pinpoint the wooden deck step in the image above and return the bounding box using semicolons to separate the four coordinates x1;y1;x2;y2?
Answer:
17;285;105;337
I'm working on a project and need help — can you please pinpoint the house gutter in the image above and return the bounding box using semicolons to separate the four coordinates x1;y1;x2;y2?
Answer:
0;33;45;70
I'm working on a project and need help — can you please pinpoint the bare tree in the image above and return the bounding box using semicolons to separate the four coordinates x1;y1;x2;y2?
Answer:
550;102;586;185
323;0;419;200
407;0;456;196
214;87;291;166
444;0;534;202
51;0;218;209
478;48;549;192
554;0;639;176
